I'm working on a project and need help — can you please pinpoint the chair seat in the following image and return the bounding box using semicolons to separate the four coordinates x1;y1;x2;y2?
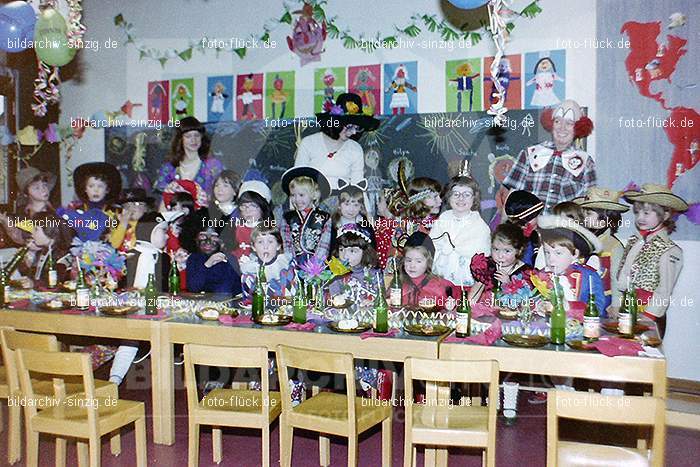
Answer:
558;441;651;467
411;403;489;446
32;398;144;438
32;378;116;399
293;392;391;433
201;388;282;421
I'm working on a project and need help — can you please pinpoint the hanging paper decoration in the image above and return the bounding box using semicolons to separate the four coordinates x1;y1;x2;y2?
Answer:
485;0;512;125
0;0;37;52
32;58;61;117
483;53;522;111
286;2;326;66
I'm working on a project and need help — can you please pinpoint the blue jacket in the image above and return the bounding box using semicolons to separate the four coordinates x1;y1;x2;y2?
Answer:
566;263;609;316
186;253;241;295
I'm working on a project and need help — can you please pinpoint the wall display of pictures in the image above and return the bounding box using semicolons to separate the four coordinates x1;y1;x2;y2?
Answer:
349;64;381;115
524;49;566;109
483;54;522;110
207;76;234;122
445;58;483;112
148;81;170;123
170;78;194;121
383;61;418;115
236;73;264;120
265;71;295;120
314;66;347;114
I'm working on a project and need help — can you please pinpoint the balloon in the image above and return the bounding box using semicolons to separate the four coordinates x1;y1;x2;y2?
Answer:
0;1;37;52
34;7;76;66
447;0;490;9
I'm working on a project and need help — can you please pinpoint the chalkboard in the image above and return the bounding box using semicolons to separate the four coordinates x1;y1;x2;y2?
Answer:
105;109;584;224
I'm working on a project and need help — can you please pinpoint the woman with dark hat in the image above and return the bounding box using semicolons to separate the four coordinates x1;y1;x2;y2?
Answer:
295;92;380;193
1;166;57;245
154;116;223;194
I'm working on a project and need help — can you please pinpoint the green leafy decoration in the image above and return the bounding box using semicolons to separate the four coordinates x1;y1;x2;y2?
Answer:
280;11;292;24
114;14;124;26
261;32;270;43
342;34;357;49
158;57;168;68
312;4;326;21
403;24;421;37
520;1;543;19
441;26;459;41
125;34;134;44
138;49;149;60
506;22;515;34
470;32;482;45
178;48;193;61
422;14;439;32
327;22;340;39
233;47;247;59
383;36;398;48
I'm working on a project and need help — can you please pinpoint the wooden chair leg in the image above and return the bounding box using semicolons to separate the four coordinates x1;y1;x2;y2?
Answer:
348;435;359;467
261;425;270;467
55;437;67;467
188;422;200;467
412;446;417;467
0;400;3;431
212;427;222;464
319;434;331;466
8;403;21;464
109;431;121;456
134;417;147;467
89;435;101;467
279;417;293;467
26;429;39;467
382;417;392;467
403;437;412;467
77;441;89;467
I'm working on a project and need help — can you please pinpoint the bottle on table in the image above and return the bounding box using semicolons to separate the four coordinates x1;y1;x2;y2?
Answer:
0;261;8;307
493;280;502;308
252;262;267;320
389;259;402;308
168;257;180;295
618;288;637;337
550;276;566;345
4;246;29;277
46;248;58;289
455;287;472;338
75;268;90;310
373;271;389;333
144;273;158;315
629;287;638;332
292;281;307;324
583;276;600;341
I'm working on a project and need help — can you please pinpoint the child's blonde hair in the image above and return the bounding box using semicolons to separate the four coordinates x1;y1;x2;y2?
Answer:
289;176;320;204
632;201;676;233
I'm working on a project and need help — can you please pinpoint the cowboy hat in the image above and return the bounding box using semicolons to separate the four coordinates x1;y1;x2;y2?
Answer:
573;187;629;212
537;214;602;256
73;162;122;204
118;188;154;206
16;166;56;194
623;184;688;212
280;166;331;199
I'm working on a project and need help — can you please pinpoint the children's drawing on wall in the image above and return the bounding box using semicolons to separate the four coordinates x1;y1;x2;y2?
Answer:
236;73;263;120
148;81;169;123
207;76;233;122
265;71;295;119
314;67;346;113
446;58;482;112
483;55;521;110
349;65;381;115
524;50;566;108
170;78;194;121
384;62;418;115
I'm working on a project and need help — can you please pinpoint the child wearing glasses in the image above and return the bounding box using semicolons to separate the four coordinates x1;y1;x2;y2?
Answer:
430;166;491;287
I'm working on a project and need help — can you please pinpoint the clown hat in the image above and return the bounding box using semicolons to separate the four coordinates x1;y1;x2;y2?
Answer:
537;215;602;257
162;179;208;210
239;169;272;202
623;184;688;212
280;166;331;199
574;187;629;212
540;99;594;139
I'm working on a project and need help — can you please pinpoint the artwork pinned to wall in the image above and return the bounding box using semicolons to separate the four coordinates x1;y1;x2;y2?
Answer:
445;58;482;112
349;65;381;115
148;81;169;123
265;71;295;119
207;76;233;122
384;62;418;115
524;50;566;108
170;78;194;121
314;67;346;113
483;54;522;110
236;73;263;120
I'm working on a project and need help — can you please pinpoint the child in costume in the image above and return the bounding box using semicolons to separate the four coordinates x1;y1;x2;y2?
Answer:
110;188;153;253
13;211;72;287
400;231;459;308
185;216;242;295
615;184;688;338
230;173;274;260
280;166;332;263
469;223;534;304
330;180;375;252
328;223;381;307
574;187;629;311
240;226;296;301
430;164;491;287
504;190;544;267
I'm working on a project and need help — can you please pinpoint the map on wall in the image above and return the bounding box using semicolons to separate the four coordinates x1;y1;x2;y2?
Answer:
105;109;582;224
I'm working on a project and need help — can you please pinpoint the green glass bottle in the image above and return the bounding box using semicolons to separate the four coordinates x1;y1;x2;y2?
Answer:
168;257;180;295
550;276;566;345
144;273;157;315
0;262;8;307
46;248;58;289
252;262;267;320
4;247;28;277
493;280;502;308
583;276;600;341
629;287;638;334
618;290;633;337
292;281;307;324
373;272;389;333
389;257;402;308
75;268;90;310
455;288;472;338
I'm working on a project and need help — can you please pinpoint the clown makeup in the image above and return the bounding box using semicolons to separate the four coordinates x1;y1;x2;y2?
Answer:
182;130;202;153
552;113;575;150
85;176;108;203
424;191;442;215
491;238;517;270
339;245;364;268
340;196;362;220
543;242;578;275
150;223;169;250
197;229;221;255
290;186;313;211
27;179;50;203
253;233;281;264
214;178;236;204
449;186;474;216
239;201;262;223
404;248;429;279
339;124;361;141
633;202;667;231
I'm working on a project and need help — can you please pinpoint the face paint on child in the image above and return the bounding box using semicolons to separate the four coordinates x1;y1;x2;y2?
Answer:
85;176;108;203
404;248;429;278
339;245;364;268
543;242;578;275
197;230;221;255
253;234;280;263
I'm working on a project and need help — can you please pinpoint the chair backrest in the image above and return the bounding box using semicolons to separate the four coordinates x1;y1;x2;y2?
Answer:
183;344;271;418
547;390;665;467
404;357;499;441
276;345;356;427
557;357;667;398
0;327;60;393
16;348;97;427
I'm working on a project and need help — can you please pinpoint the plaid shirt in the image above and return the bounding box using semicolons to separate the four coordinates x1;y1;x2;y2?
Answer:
503;142;597;213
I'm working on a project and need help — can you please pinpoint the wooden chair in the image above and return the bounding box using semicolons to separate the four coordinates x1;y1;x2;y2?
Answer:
276;344;393;467
16;348;147;467
0;327;119;465
547;390;665;467
183;344;281;467
403;357;499;467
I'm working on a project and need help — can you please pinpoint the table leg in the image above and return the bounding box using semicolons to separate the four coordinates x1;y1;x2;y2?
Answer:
152;321;175;445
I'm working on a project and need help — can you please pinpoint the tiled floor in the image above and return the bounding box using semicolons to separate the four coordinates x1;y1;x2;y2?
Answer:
2;369;699;466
